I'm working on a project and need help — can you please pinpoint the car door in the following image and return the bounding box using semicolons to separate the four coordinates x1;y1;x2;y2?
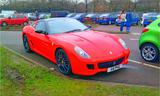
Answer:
16;15;23;24
7;14;16;25
14;14;25;25
32;21;53;58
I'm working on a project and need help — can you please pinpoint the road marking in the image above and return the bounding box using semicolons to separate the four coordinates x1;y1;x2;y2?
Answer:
131;33;141;36
129;38;139;41
129;59;160;70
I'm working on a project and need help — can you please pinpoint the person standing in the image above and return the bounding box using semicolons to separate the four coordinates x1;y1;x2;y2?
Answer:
35;10;39;20
119;10;126;32
126;11;132;32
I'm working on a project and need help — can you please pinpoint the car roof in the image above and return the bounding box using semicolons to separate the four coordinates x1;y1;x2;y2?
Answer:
41;18;76;22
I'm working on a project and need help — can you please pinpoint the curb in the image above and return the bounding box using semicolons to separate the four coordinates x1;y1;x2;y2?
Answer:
2;45;157;88
3;46;53;71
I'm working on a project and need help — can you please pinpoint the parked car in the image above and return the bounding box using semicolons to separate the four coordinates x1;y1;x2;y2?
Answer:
66;13;76;18
139;18;160;62
39;13;48;19
83;13;99;22
71;13;87;22
115;12;140;26
141;12;158;25
22;18;130;75
51;11;69;17
0;14;28;26
1;10;16;16
142;13;159;27
97;12;118;25
25;13;37;21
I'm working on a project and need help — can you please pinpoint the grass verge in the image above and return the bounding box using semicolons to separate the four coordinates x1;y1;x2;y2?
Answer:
0;25;23;31
0;46;159;96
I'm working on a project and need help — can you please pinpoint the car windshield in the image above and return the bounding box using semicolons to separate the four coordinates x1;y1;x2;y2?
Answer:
66;13;74;17
0;15;4;18
48;19;88;34
74;13;84;18
99;13;109;17
143;13;158;18
86;14;95;17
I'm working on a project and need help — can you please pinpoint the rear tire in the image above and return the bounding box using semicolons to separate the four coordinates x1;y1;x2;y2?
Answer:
55;49;72;75
23;35;32;53
140;43;159;62
1;22;7;27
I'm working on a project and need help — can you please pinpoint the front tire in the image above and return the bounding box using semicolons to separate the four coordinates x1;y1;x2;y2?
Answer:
23;35;32;53
23;22;28;26
140;43;159;62
55;49;72;75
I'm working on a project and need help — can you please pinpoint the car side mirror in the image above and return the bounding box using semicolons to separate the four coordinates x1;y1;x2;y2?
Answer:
8;17;11;19
35;30;48;35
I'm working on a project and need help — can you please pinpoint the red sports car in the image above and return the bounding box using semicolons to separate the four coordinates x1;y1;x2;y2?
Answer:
0;14;28;26
22;18;130;76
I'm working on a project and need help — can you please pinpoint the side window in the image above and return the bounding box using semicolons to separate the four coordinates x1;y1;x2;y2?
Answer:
19;15;24;18
11;14;17;18
35;21;46;33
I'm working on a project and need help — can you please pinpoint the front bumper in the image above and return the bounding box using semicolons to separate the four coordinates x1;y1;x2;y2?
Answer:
70;49;130;76
0;21;2;26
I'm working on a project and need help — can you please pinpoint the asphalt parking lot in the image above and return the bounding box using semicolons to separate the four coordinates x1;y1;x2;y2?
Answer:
0;25;159;87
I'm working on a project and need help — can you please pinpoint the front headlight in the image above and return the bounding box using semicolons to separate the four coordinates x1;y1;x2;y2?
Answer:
74;46;90;59
119;38;128;49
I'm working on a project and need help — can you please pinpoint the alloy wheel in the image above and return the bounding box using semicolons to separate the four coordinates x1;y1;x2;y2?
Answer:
56;49;71;75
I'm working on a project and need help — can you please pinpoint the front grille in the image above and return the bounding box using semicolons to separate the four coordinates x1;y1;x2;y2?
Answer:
98;57;124;69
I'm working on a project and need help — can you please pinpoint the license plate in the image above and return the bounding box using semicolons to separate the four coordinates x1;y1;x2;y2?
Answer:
107;64;123;72
148;20;152;22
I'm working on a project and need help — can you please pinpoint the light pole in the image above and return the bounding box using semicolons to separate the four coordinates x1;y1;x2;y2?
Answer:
106;0;111;12
131;0;138;12
85;0;88;13
75;0;78;13
158;1;160;12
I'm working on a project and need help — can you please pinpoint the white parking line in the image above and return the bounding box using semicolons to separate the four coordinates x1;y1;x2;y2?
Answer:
129;38;139;41
129;59;160;70
131;33;141;36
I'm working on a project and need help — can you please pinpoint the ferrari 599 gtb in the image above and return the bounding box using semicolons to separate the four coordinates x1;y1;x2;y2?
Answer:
22;18;130;76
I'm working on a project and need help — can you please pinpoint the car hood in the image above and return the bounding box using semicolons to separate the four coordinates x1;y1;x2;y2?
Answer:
50;31;124;59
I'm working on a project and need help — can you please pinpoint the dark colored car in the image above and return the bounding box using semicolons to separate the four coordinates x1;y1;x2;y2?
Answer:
66;13;76;18
115;12;140;26
51;11;69;17
83;13;99;22
71;13;87;22
97;12;118;25
142;13;159;27
0;14;28;26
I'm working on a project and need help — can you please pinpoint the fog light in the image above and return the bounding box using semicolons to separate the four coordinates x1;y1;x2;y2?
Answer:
87;64;94;70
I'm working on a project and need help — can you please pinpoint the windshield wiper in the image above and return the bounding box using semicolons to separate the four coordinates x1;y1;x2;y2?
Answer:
65;29;82;33
83;27;91;31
